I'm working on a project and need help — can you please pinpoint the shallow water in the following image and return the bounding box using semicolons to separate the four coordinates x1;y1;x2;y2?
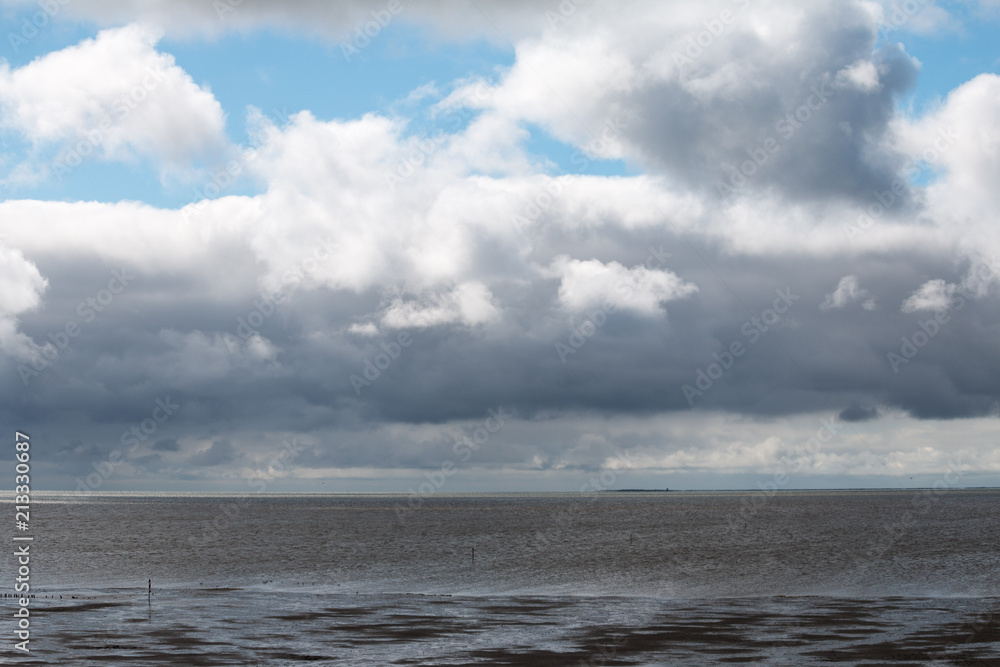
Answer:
12;590;1000;665
3;490;999;664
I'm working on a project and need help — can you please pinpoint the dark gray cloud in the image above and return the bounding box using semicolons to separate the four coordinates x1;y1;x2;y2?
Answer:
4;223;998;485
188;440;238;467
839;403;880;422
153;438;180;452
622;7;919;205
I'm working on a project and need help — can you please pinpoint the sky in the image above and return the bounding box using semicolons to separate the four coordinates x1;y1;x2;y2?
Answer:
1;0;999;493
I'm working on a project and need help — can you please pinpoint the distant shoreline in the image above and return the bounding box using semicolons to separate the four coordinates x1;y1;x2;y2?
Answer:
5;487;999;498
602;489;671;492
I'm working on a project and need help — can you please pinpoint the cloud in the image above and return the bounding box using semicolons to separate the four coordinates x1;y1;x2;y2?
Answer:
188;439;237;467
0;24;228;176
152;437;180;452
821;275;876;310
901;279;954;312
3;61;998;439
380;282;500;329
834;59;881;92
838;403;879;422
0;244;48;358
552;257;698;316
894;73;1000;229
467;0;920;203
348;322;380;336
0;0;551;40
2;1;1000;488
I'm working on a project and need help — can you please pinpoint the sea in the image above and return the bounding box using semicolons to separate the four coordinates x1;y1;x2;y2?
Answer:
1;490;998;665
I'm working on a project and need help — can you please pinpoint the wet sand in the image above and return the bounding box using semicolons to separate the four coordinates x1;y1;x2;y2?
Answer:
12;588;1000;666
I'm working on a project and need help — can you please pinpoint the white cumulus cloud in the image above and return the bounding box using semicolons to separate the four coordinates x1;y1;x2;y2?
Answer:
553;257;698;316
0;23;228;175
822;275;876;310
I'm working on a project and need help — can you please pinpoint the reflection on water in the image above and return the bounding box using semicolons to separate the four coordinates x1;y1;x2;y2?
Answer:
7;490;998;598
16;589;1000;666
2;491;998;664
